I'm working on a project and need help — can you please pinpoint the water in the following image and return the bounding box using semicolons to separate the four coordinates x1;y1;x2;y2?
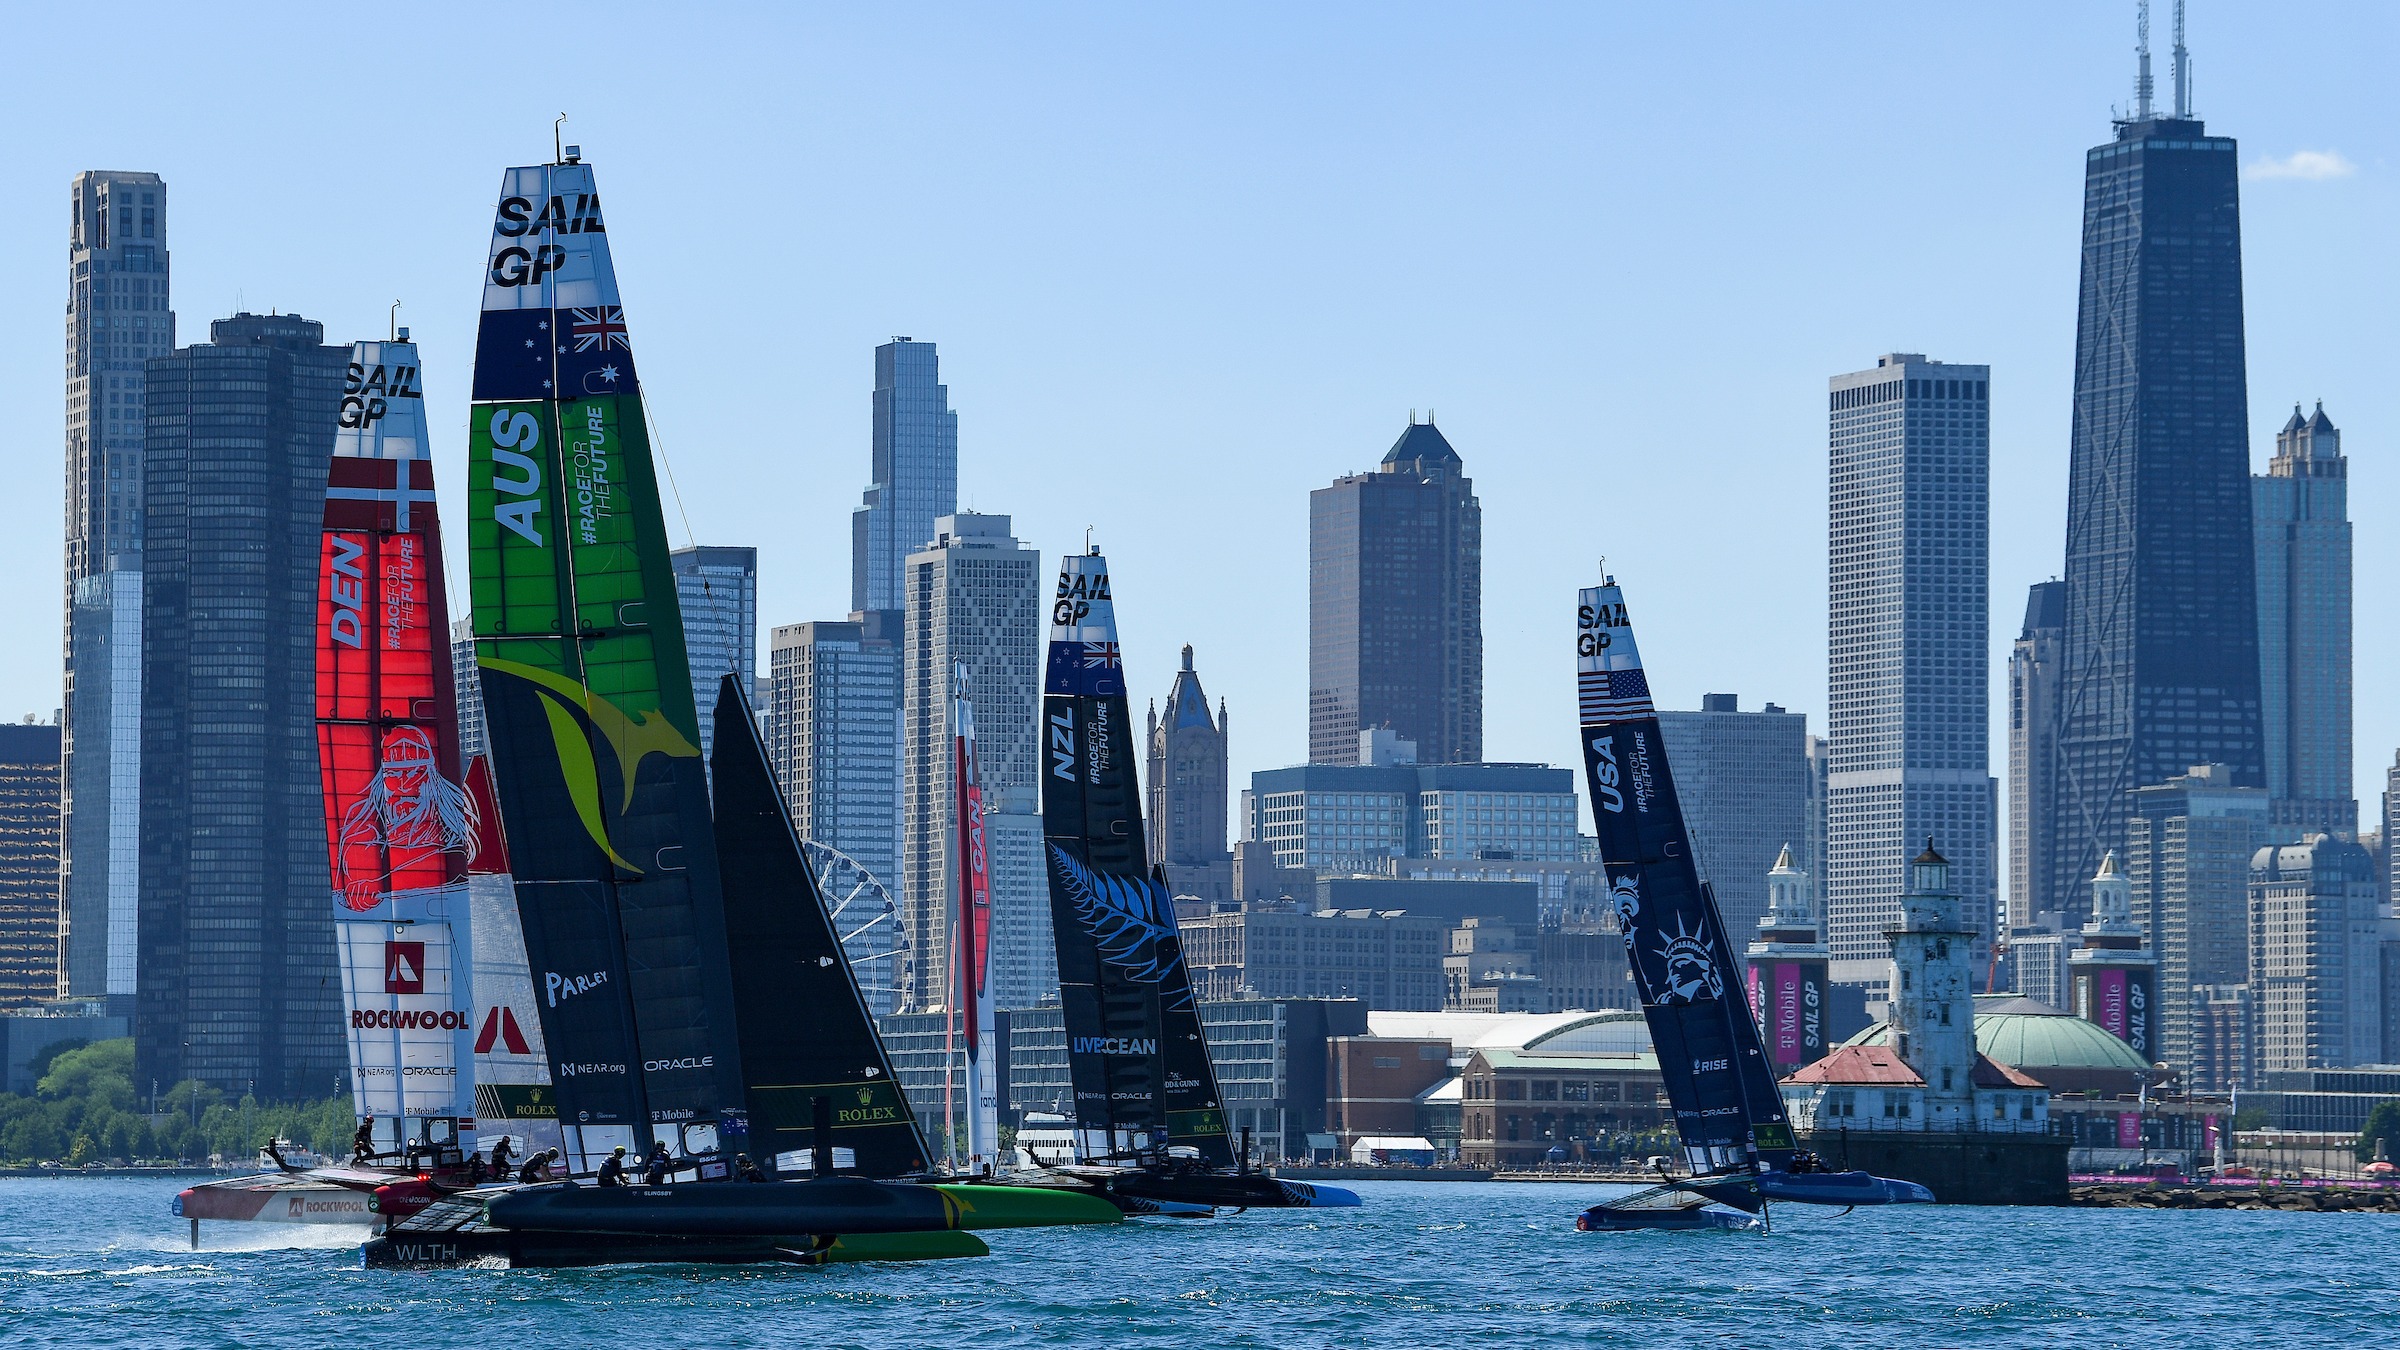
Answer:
4;1177;2395;1348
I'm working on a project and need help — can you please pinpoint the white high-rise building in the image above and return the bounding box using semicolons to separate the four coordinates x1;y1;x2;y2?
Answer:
1826;355;1997;989
671;544;757;770
62;170;173;1001
985;786;1057;1012
899;514;1042;1012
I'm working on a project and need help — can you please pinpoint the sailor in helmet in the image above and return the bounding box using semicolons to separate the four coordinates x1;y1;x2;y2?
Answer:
596;1144;630;1187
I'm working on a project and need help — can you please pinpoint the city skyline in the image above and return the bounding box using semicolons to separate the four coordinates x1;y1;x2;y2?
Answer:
0;8;2393;901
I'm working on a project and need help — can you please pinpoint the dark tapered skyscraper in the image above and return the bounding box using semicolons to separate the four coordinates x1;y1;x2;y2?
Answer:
2050;30;2262;928
851;339;957;616
1309;418;1482;765
136;313;346;1099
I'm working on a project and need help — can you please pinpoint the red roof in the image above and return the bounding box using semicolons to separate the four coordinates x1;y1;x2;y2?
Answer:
1781;1046;2047;1091
1781;1045;1923;1087
1971;1053;2045;1089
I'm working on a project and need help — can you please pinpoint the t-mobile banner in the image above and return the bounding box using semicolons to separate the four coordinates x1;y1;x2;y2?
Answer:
2202;1115;2220;1153
2097;968;2129;1042
2117;1112;2142;1149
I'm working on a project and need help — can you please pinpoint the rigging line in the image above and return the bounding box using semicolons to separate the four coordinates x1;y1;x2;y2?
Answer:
637;381;741;679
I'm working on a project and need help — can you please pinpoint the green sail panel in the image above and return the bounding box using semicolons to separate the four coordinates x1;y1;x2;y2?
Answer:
465;159;745;1170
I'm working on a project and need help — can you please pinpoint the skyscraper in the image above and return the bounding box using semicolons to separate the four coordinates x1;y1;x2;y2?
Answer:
2008;581;2066;929
449;618;485;761
1826;355;1996;986
768;615;902;890
2052;28;2263;928
2123;763;2275;1080
898;514;1041;1012
0;724;64;1008
671;544;758;769
1655;695;1810;940
1308;418;1482;765
2250;834;2382;1073
61;170;173;1002
851;339;958;616
135;313;347;1099
1146;645;1231;904
2253;404;2353;836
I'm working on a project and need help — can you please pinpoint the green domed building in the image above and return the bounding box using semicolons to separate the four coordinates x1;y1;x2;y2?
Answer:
1843;994;2158;1096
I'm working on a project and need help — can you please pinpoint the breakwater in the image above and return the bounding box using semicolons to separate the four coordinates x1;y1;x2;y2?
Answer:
2074;1181;2400;1212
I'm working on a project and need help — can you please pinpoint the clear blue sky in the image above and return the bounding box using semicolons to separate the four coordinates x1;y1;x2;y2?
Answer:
1;3;2393;860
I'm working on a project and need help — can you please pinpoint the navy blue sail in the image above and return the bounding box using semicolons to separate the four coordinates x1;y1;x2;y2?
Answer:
1575;577;1795;1181
1042;549;1233;1167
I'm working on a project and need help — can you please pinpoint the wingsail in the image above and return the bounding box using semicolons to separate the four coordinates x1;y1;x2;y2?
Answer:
1574;576;1795;1182
1041;550;1231;1165
317;334;477;1165
465;154;746;1172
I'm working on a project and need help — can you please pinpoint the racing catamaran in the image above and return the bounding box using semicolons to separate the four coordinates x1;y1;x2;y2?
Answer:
1031;546;1357;1214
1571;571;1931;1231
176;331;489;1240
364;147;1115;1267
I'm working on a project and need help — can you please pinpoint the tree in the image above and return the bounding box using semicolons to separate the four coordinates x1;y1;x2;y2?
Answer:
38;1039;136;1114
2355;1101;2400;1164
23;1038;89;1084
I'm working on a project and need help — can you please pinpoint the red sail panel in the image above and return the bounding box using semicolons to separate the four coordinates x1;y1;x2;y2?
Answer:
317;456;470;912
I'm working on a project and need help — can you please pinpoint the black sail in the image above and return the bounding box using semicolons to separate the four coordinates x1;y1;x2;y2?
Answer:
1575;577;1795;1178
1042;550;1229;1162
708;676;929;1178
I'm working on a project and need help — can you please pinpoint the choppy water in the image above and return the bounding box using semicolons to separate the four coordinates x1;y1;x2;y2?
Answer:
3;1177;2394;1347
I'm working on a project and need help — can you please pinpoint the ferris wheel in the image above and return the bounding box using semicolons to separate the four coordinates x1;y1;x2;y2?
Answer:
802;841;907;1015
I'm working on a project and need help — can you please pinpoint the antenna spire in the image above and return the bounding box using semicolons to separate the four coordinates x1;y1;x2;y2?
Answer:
554;113;568;164
2134;1;2154;121
2171;0;2190;117
389;299;402;342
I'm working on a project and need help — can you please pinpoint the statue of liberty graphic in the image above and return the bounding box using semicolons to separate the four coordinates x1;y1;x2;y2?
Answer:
335;725;479;911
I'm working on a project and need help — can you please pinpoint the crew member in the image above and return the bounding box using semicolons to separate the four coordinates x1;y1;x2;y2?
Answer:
733;1153;767;1183
352;1116;377;1164
517;1148;557;1184
488;1135;514;1177
597;1145;630;1187
643;1141;672;1186
465;1153;487;1186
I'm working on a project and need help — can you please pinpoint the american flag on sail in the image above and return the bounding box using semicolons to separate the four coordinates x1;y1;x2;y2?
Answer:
570;306;630;352
1081;642;1122;668
1579;667;1653;724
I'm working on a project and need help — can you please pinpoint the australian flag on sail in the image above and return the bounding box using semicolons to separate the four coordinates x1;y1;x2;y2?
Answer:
471;307;642;402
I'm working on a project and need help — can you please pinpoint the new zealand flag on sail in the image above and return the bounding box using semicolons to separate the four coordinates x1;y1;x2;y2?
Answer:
472;308;642;402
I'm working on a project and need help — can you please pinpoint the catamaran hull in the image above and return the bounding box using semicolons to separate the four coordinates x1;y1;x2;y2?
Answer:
483;1179;1117;1236
1011;1167;1361;1215
362;1227;990;1268
1755;1170;1935;1206
176;1175;379;1226
1576;1205;1759;1233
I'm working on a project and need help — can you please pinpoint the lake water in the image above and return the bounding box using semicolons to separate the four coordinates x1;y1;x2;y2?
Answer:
3;1177;2394;1347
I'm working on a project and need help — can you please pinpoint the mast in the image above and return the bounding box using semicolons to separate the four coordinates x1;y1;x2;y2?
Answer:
318;332;477;1164
1575;573;1795;1179
465;147;747;1174
952;663;999;1173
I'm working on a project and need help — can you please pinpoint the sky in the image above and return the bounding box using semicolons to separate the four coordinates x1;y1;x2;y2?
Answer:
0;3;2393;875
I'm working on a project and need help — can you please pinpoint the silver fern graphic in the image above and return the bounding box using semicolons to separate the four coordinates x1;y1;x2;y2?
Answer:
1049;844;1191;1007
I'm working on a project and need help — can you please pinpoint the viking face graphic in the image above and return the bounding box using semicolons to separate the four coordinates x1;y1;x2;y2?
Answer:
336;725;478;909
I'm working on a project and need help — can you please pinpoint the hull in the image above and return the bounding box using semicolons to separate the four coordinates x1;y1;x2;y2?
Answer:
364;1226;990;1269
1756;1169;1935;1206
1011;1165;1361;1214
176;1174;379;1226
483;1178;1119;1237
1576;1205;1759;1233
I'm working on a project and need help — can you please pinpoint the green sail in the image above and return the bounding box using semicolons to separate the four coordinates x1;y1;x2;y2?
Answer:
465;159;746;1171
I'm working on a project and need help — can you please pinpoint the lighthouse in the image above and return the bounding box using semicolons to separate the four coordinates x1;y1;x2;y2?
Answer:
1745;843;1830;1073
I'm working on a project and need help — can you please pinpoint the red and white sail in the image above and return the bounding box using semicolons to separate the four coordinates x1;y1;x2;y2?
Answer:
953;664;1000;1172
317;335;478;1161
